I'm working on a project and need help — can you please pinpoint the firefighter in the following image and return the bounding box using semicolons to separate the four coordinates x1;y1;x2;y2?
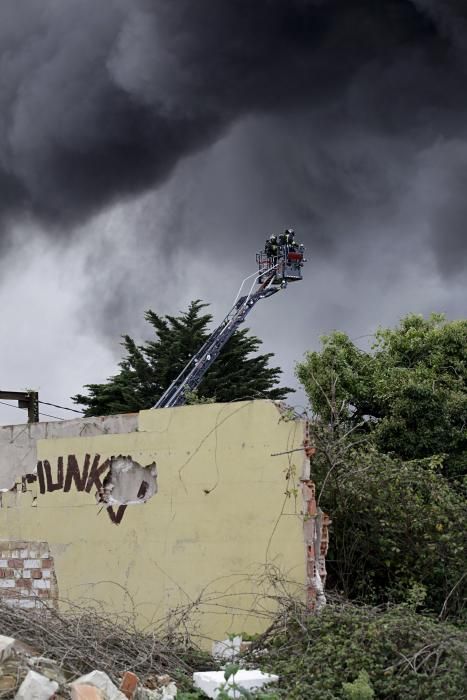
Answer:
289;229;300;252
266;234;278;259
285;228;295;245
269;234;278;260
279;228;293;246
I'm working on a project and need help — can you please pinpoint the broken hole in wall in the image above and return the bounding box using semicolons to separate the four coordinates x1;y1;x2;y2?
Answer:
97;455;157;506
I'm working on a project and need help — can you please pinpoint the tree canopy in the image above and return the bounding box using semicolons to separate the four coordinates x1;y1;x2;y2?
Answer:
297;313;467;479
296;313;467;618
73;300;292;416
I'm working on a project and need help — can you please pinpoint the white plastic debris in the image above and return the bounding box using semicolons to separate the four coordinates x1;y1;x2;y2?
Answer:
0;634;16;663
212;636;242;661
193;669;279;699
71;670;127;700
14;669;59;700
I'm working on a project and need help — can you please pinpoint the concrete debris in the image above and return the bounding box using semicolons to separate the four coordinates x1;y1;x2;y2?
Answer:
1;630;179;699
134;674;177;699
28;655;68;684
97;456;157;506
72;670;127;700
71;684;105;699
14;669;59;699
0;634;15;663
193;669;279;699
0;673;17;692
212;636;242;661
312;573;327;613
135;687;177;699
212;636;253;661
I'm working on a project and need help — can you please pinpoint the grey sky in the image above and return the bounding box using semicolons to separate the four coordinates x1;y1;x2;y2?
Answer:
1;1;466;424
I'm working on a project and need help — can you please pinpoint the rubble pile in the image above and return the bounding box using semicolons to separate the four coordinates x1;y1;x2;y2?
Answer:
0;604;280;699
0;601;211;699
0;634;179;699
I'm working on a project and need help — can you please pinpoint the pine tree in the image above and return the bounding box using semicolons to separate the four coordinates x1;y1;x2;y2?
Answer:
73;300;293;416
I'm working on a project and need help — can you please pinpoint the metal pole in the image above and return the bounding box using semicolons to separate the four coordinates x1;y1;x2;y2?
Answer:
27;391;39;424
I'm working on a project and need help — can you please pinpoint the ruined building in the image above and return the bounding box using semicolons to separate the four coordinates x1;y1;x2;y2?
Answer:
0;400;329;642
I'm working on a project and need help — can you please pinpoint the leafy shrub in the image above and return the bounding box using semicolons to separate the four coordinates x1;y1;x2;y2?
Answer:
342;670;374;700
259;603;466;699
312;440;467;617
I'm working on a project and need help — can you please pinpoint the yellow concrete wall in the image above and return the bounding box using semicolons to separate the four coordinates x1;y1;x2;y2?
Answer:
0;400;306;644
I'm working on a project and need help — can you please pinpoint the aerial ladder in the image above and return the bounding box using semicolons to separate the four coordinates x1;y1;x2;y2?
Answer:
153;231;306;409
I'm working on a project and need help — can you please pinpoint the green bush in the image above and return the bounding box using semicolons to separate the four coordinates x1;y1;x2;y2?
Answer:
342;670;374;700
259;603;466;699
296;314;467;480
310;438;467;617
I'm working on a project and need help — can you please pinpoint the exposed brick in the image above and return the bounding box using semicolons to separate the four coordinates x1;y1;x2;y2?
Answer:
5;598;22;607
16;578;32;588
303;518;316;541
24;559;41;569
32;579;50;590
0;580;15;588
120;671;139;699
0;542;56;608
302;478;331;613
0;589;17;598
7;559;23;568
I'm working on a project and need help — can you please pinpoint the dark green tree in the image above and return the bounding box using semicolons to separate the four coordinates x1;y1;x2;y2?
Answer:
73;300;292;416
297;313;467;479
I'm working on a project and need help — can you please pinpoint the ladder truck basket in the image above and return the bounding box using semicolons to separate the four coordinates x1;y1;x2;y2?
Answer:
257;246;304;284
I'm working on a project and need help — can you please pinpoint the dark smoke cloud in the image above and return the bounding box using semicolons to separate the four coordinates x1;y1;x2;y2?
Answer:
2;0;467;425
1;0;467;242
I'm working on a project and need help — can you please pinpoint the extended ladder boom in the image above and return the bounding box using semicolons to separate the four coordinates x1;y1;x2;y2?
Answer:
154;233;306;409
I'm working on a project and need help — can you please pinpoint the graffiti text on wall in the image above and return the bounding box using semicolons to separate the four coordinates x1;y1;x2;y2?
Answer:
24;454;127;524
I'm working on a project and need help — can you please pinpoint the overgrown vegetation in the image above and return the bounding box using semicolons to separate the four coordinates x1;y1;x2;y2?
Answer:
258;602;467;699
296;313;467;619
74;300;292;415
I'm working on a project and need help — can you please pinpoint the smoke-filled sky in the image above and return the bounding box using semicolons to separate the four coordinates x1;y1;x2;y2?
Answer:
1;0;466;424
